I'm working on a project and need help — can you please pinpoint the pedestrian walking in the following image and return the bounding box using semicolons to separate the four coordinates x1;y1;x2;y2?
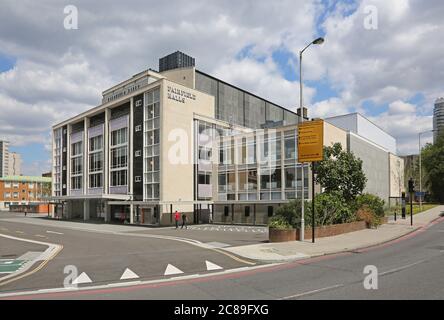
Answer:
174;211;180;229
181;213;187;229
24;207;27;217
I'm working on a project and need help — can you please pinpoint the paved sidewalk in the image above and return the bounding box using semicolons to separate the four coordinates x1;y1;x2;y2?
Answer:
223;205;444;263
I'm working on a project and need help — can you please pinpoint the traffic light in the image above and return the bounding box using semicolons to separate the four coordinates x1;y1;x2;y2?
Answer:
408;178;415;193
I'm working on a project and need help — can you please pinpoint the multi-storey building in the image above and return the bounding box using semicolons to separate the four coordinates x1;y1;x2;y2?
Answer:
434;97;444;143
7;152;21;176
0;141;22;177
0;141;9;177
0;176;52;210
51;51;403;226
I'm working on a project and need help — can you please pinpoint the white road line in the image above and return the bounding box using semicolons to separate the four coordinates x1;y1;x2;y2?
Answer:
120;268;139;280
46;231;64;235
206;260;223;271
279;284;345;300
164;264;184;276
0;263;283;298
72;272;92;285
379;260;426;276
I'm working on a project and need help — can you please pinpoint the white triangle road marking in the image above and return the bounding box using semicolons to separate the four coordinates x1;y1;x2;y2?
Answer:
164;264;184;276
72;272;92;285
206;260;223;271
120;268;139;280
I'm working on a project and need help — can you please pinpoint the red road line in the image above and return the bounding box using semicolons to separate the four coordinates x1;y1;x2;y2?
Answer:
3;216;444;300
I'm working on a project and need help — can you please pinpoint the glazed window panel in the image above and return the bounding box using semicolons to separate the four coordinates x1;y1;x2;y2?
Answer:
111;146;128;169
111;128;128;146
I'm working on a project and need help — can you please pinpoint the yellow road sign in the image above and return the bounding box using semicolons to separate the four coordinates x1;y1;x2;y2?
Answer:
298;119;324;162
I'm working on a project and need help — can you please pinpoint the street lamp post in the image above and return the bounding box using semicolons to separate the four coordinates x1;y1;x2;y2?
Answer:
418;129;436;211
299;37;324;241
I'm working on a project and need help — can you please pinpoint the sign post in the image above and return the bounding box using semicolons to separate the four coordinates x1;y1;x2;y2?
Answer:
298;119;324;243
408;178;415;226
401;192;406;219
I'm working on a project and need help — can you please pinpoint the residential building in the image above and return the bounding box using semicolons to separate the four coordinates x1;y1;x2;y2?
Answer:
0;175;52;210
0;140;22;177
0;140;9;177
434;97;444;143
7;152;21;176
51;51;403;225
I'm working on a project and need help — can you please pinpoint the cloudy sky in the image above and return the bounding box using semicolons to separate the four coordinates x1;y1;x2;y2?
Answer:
0;0;443;175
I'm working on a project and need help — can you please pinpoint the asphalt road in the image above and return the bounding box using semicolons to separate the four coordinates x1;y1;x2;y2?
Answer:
0;215;257;294
1;213;443;300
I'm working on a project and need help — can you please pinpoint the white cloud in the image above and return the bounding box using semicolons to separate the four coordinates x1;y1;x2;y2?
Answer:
388;100;416;115
212;57;316;111
311;97;351;118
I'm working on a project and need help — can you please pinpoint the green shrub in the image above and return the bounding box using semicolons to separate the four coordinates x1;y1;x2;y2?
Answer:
354;194;385;217
275;199;304;227
309;191;355;226
268;215;293;230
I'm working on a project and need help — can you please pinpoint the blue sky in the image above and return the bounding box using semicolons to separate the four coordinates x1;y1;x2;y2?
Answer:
0;0;441;175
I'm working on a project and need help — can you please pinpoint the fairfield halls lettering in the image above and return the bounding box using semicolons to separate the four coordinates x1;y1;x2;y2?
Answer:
167;86;196;103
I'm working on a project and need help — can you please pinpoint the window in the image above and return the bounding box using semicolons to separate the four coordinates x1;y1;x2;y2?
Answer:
13;183;19;188
111;170;127;186
4;192;11;198
227;171;236;192
4;182;11;188
71;176;82;190
146;156;159;172
198;174;211;185
247;137;256;164
238;139;247;165
238;171;247;191
285;134;296;160
89;153;103;172
285;167;296;188
218;173;227;192
71;141;83;156
89;135;103;152
71;157;83;175
111;146;128;169
198;146;212;161
270;168;281;189
248;170;257;190
89;173;102;188
111;127;128;146
13;192;18;198
146;129;160;146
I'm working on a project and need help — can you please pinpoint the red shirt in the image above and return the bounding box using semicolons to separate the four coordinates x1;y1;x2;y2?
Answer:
175;212;180;221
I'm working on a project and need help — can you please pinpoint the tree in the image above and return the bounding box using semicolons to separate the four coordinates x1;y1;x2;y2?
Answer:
315;143;367;201
422;133;444;203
